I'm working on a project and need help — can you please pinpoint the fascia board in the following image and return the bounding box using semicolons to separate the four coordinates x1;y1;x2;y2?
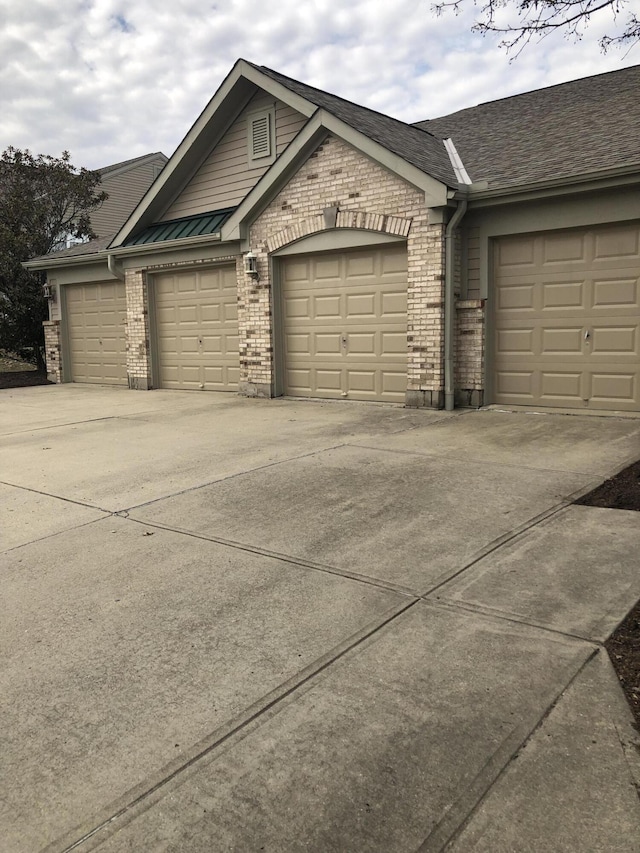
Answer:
23;252;109;271
467;165;640;207
222;110;448;242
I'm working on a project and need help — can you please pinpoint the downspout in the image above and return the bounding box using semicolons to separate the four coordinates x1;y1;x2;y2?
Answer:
107;253;124;281
444;197;467;411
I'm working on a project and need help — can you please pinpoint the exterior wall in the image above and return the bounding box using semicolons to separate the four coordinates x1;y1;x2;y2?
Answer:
246;134;447;407
93;156;167;238
124;269;152;390
162;93;307;220
43;320;63;383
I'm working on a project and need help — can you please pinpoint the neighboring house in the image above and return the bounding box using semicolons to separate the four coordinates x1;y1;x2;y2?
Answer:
51;152;168;251
92;152;168;238
25;60;640;412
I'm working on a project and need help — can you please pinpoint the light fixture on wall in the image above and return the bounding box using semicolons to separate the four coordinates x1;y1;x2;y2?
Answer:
43;282;56;302
244;251;259;279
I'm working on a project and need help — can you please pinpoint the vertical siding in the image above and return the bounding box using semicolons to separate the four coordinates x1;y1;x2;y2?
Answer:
161;93;308;220
465;226;481;299
92;158;166;237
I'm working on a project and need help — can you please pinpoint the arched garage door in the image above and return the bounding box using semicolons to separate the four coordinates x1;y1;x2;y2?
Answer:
493;221;640;411
65;282;127;385
280;245;408;403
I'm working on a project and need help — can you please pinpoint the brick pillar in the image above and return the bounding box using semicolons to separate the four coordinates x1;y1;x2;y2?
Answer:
124;269;152;390
43;320;63;383
455;299;485;408
405;217;446;408
236;253;274;398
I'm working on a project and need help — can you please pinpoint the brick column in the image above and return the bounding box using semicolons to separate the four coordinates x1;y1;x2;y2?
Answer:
124;269;152;390
405;217;446;408
455;299;485;407
43;320;63;383
236;254;274;397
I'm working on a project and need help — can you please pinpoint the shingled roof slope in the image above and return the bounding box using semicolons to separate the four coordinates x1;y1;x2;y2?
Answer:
416;65;640;190
253;63;458;187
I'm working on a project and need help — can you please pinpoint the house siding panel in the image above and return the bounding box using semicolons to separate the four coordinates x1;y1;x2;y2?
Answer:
92;159;165;237
162;94;307;220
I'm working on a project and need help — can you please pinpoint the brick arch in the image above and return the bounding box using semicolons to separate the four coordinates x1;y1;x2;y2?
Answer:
264;209;412;254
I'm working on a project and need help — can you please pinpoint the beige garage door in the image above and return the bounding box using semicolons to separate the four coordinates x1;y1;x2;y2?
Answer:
281;246;408;403
154;266;239;391
494;221;640;411
65;282;127;385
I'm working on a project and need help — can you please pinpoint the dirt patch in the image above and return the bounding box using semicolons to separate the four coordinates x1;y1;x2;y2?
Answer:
606;600;640;730
0;353;51;390
574;460;640;730
575;459;640;512
0;370;51;389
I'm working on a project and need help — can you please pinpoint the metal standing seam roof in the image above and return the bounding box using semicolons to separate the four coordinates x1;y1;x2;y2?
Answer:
123;207;237;246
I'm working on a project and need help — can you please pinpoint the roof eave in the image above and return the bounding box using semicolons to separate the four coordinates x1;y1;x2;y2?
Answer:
23;251;110;271
467;164;640;206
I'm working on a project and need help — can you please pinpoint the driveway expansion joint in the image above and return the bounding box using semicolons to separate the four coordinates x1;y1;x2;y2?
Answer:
415;646;600;853
47;599;419;853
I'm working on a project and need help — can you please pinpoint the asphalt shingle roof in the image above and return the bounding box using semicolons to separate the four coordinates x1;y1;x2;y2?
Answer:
253;63;458;187
28;235;114;263
416;65;640;190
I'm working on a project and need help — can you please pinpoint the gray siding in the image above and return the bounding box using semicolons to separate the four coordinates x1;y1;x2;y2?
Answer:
161;93;307;220
92;158;166;237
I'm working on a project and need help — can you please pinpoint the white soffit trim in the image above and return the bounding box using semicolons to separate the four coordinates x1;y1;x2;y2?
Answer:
443;138;472;185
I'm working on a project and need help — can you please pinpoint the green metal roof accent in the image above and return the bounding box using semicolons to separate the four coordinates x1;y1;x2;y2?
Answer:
123;207;236;247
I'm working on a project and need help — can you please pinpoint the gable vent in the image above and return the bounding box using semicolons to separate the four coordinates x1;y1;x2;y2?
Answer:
250;113;271;159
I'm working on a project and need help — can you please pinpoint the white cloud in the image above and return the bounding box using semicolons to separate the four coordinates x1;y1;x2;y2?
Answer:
0;0;638;168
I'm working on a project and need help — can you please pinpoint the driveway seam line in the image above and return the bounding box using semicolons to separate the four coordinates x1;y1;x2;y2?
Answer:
116;442;350;513
2;515;113;555
52;598;419;853
419;500;572;597
0;479;112;512
427;596;606;646
122;516;418;598
415;646;600;853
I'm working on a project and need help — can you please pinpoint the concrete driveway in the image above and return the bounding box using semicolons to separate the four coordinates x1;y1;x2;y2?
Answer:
2;385;640;852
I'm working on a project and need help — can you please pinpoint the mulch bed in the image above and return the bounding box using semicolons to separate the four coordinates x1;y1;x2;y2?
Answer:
0;370;51;389
575;459;640;729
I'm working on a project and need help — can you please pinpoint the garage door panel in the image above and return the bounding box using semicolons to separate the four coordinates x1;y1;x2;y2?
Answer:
589;373;636;408
498;284;536;311
592;278;639;308
381;291;407;316
314;370;342;392
540;372;583;400
591;326;636;355
314;295;342;318
494;222;640;411
542;282;585;308
65;282;127;386
594;225;640;260
346;293;375;317
541;327;583;354
154;267;239;392
281;246;407;402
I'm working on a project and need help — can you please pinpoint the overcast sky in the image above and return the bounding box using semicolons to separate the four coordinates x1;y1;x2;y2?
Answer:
1;0;639;170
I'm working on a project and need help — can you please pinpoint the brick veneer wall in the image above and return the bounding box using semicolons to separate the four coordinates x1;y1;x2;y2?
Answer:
455;300;485;407
246;134;447;407
43;320;62;383
124;269;152;390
